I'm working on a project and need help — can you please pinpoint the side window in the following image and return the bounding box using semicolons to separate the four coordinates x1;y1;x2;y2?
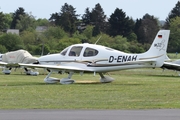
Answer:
60;47;69;56
83;47;98;57
69;46;83;57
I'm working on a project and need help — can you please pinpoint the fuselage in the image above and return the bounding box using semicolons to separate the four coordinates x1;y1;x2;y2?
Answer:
37;43;156;72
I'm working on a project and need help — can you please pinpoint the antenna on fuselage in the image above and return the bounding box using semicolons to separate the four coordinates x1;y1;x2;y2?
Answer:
95;36;102;44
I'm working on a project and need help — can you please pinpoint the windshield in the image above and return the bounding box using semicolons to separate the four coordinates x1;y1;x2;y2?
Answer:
60;47;70;56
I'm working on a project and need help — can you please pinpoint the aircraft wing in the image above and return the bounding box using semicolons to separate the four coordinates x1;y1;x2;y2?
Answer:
161;62;180;71
0;61;7;66
18;63;94;72
1;58;158;73
0;61;20;67
18;59;156;72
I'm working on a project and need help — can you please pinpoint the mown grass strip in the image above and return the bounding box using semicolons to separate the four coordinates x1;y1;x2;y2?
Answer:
0;68;180;109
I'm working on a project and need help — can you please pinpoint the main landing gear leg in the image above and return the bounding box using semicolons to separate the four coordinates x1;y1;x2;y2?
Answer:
99;73;114;83
44;71;60;83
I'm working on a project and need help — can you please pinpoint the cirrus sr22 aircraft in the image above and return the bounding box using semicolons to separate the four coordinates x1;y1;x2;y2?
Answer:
3;30;170;84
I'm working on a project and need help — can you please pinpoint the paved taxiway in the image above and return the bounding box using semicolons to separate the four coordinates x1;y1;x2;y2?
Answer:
0;109;180;120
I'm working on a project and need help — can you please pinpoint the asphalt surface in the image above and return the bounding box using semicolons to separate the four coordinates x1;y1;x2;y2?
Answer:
0;109;180;120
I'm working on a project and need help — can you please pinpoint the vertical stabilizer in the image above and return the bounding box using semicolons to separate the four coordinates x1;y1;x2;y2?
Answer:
141;30;170;67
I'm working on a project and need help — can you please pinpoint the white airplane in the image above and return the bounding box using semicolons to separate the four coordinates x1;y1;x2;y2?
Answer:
0;50;39;75
2;30;170;84
162;58;180;72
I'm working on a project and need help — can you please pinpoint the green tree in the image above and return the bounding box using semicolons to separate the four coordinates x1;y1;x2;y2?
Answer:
82;25;94;40
0;44;7;53
34;44;50;55
88;34;113;46
128;40;145;53
164;1;180;28
91;3;107;36
11;7;26;29
82;8;91;25
16;13;36;31
0;12;6;30
3;13;13;29
36;18;50;26
127;32;137;42
72;31;86;43
168;17;180;52
20;31;38;50
108;8;134;37
134;19;143;42
0;33;24;51
43;26;67;39
112;35;130;52
49;3;79;35
134;14;159;46
0;12;12;30
40;27;68;54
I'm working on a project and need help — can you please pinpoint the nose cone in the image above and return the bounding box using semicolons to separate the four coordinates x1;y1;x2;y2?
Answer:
24;56;38;64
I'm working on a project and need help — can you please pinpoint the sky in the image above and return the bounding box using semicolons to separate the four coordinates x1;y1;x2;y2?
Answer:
0;0;179;20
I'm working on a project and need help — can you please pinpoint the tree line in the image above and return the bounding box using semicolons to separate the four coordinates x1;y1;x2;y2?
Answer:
0;2;180;55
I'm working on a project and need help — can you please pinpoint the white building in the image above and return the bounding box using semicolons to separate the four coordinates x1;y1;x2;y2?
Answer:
6;29;19;35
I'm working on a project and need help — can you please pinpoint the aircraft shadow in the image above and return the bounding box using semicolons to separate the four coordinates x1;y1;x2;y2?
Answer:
74;81;143;86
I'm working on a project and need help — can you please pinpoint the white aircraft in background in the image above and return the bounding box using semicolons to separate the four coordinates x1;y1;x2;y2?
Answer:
1;30;170;84
162;57;180;72
0;50;39;75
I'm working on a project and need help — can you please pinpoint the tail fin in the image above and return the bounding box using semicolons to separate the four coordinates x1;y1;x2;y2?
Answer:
141;30;170;67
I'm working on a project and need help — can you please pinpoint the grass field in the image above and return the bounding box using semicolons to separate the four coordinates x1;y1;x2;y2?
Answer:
167;53;180;59
0;68;180;109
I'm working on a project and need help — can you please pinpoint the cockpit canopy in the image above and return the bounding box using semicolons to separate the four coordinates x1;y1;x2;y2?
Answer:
60;44;99;57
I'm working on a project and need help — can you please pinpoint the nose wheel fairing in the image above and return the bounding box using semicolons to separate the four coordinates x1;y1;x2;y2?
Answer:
99;73;115;83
